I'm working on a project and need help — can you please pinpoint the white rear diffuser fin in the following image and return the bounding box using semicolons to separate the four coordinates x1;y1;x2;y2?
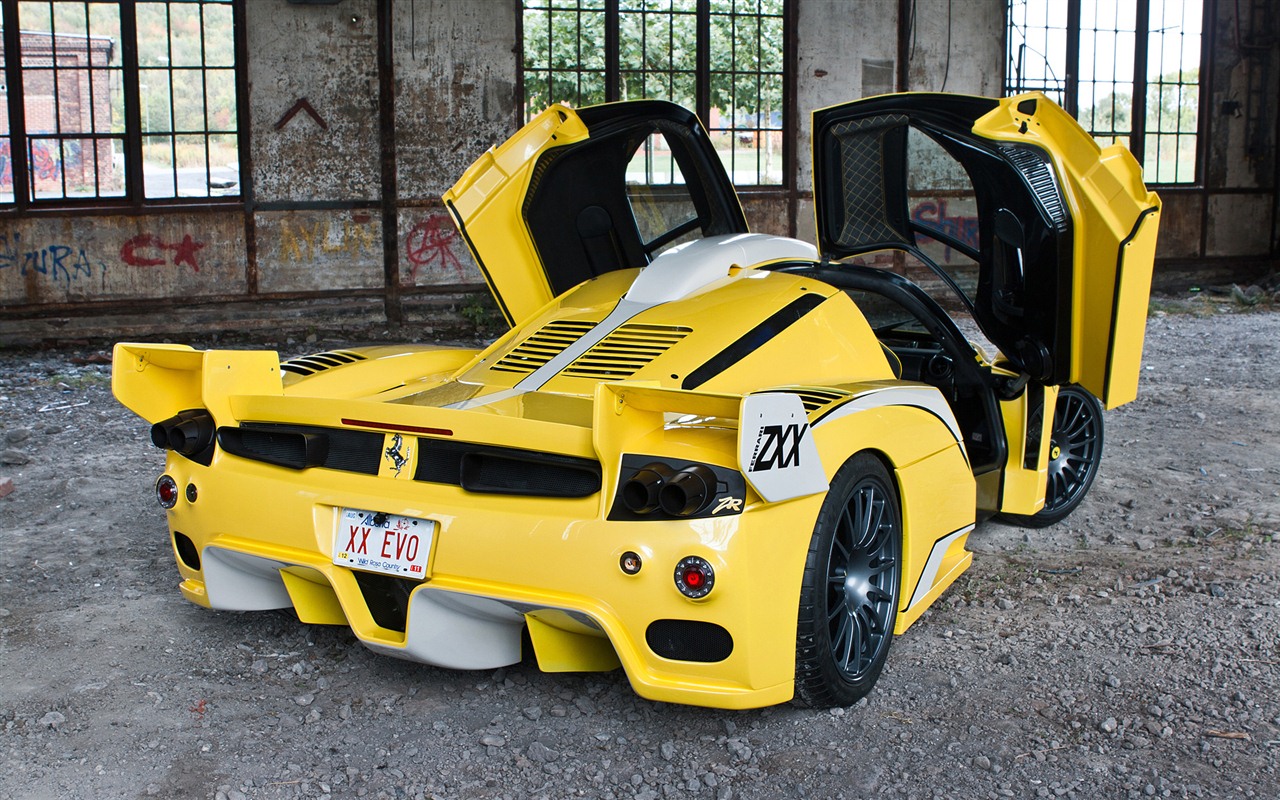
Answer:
738;393;827;503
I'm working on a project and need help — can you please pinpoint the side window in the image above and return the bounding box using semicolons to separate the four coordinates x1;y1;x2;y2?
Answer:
905;126;981;303
625;132;699;256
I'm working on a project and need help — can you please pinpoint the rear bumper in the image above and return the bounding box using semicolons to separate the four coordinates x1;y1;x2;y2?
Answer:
162;450;815;709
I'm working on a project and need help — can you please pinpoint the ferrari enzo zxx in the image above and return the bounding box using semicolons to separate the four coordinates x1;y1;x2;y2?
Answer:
113;92;1159;709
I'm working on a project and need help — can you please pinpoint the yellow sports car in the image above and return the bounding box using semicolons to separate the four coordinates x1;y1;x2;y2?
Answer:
114;93;1159;709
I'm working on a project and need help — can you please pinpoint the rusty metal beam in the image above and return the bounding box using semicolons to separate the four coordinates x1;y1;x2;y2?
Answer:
378;0;402;326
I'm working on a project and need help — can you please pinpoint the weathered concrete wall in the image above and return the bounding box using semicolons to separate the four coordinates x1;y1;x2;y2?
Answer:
398;209;481;287
794;0;899;199
247;0;382;204
905;0;1004;96
1196;0;1279;265
394;0;517;201
255;210;382;294
0;214;245;306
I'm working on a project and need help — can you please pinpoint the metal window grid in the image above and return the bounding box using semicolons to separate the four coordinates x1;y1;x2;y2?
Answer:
0;0;242;209
1004;0;1204;186
521;0;786;187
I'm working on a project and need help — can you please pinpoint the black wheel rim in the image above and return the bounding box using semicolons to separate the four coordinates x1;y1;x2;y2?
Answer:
1044;389;1101;513
824;479;898;682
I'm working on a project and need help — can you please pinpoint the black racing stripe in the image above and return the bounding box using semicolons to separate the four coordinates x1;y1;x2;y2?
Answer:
446;199;515;327
681;293;825;390
1103;205;1160;406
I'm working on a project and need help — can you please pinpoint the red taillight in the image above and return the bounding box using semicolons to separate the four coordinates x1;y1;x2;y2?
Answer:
674;556;714;599
155;475;179;509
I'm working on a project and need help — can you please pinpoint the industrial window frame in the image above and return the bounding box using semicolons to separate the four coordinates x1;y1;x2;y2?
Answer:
1004;0;1206;186
1;0;246;212
519;0;789;188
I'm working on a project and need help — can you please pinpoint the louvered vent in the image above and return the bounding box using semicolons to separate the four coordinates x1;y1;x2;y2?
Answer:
561;324;691;380
760;387;853;414
1002;145;1068;232
280;350;368;376
490;319;597;374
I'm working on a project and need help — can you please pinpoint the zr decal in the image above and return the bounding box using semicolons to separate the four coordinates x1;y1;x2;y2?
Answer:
712;496;743;515
749;423;808;471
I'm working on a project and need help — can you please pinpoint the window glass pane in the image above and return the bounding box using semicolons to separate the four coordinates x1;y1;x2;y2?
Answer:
176;133;210;197
172;68;207;132
205;69;237;131
208;132;240;196
523;3;608;114
1005;0;1069;103
143;134;176;198
88;4;123;67
168;2;204;68
627;132;684;186
140;68;172;133
23;70;57;135
137;2;170;67
708;1;782;185
905;127;980;305
203;2;235;67
28;137;65;198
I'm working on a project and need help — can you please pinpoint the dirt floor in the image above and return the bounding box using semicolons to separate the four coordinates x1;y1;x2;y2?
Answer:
1;305;1277;800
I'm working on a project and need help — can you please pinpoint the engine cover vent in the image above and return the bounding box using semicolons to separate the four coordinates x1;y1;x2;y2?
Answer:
280;350;368;376
561;323;691;380
490;319;598;374
758;387;853;414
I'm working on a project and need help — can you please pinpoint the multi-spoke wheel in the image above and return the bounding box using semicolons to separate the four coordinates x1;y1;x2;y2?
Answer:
1001;385;1104;528
795;453;902;708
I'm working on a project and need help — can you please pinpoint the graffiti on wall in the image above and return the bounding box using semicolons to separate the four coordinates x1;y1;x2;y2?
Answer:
0;231;106;286
120;234;206;272
910;199;979;263
279;216;377;263
0;140;62;187
403;213;464;283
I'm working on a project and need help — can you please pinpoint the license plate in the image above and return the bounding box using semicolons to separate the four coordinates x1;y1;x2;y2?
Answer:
333;508;434;579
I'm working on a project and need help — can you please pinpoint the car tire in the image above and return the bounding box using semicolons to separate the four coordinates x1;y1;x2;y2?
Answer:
794;452;902;708
999;385;1104;529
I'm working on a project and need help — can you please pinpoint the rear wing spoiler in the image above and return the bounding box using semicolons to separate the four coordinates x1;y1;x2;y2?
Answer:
594;383;826;503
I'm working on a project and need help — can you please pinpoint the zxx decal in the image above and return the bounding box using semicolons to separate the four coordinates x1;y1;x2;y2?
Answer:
749;423;807;472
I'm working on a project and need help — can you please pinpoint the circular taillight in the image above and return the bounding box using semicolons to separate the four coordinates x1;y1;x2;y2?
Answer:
155;475;179;509
674;556;714;599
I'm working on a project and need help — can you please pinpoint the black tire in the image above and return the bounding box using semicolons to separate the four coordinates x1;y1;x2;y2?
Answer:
794;453;902;708
999;385;1104;529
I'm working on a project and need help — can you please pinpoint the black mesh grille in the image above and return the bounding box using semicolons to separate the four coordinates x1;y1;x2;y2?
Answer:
830;114;909;248
226;424;383;475
415;439;601;498
226;427;309;466
646;620;733;663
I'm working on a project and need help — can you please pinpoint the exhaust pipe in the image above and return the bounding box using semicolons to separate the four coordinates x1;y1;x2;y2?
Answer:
659;464;717;517
151;409;216;458
621;463;674;514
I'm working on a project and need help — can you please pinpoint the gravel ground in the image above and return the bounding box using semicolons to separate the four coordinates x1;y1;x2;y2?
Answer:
1;307;1278;800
